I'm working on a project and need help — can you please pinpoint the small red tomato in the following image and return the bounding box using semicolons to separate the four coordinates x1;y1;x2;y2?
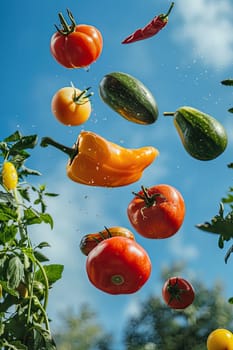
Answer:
80;226;135;256
162;276;195;309
86;236;151;294
127;184;185;239
50;9;103;68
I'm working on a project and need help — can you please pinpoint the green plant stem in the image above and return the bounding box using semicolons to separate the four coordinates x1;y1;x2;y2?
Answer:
13;188;26;240
35;259;49;312
33;296;51;332
13;187;50;332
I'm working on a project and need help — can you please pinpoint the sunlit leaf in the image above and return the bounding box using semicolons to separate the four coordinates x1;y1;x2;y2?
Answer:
0;224;18;244
37;241;51;249
20;167;41;177
34;250;50;262
10;134;38;152
3;131;22;143
7;256;24;289
0;204;18;221
35;264;64;286
196;203;233;242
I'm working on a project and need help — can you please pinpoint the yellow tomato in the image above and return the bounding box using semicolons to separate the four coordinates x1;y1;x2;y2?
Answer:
207;328;233;350
2;162;18;190
51;86;92;126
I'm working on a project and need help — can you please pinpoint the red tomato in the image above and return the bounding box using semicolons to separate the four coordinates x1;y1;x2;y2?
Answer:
127;184;185;239
50;9;103;68
162;276;195;309
86;236;151;294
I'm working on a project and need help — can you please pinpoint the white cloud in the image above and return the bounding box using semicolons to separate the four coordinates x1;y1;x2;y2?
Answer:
168;232;199;261
123;296;142;319
174;0;233;69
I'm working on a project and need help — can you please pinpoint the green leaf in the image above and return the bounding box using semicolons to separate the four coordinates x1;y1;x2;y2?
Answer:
20;167;41;177
224;244;233;264
196;202;233;241
34;250;50;263
37;241;51;249
228;107;233;113
3;130;22;143
22;247;36;264
228;297;233;304
6;255;24;289
0;204;18;221
30;324;56;350
10;134;38;152
0;191;15;204
218;235;224;249
44;192;59;197
0;280;19;297
0;224;18;244
35;264;64;286
23;208;53;228
0;142;9;157
18;187;31;202
40;213;54;229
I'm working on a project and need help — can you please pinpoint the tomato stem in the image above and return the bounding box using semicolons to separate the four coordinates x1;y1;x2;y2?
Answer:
40;137;78;161
55;8;76;36
73;86;93;105
133;185;165;207
167;277;187;304
104;226;112;238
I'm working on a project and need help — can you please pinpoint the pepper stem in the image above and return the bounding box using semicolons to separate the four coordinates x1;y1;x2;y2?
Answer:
163;112;175;116
40;137;77;160
161;2;175;19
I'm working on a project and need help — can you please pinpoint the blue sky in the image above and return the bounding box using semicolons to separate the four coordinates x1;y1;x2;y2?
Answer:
1;0;233;347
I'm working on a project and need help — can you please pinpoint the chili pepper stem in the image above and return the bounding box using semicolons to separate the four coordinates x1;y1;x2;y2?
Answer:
161;2;175;19
40;137;77;160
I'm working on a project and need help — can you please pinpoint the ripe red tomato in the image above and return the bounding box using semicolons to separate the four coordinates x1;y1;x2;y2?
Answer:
207;328;233;350
80;226;135;256
162;276;195;309
127;184;185;239
86;236;151;294
50;9;103;68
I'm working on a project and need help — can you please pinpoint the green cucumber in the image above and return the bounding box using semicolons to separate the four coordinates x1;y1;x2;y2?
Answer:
164;106;228;161
99;72;159;125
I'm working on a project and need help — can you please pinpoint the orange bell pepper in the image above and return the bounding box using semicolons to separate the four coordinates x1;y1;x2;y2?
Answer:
40;130;159;187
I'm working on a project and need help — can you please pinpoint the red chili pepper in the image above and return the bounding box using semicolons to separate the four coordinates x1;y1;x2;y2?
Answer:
122;2;174;44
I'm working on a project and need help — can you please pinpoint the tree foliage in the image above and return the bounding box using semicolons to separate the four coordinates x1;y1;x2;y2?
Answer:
123;265;233;350
54;304;112;350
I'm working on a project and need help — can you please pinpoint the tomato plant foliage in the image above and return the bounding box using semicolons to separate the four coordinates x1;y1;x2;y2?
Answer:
0;131;63;349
